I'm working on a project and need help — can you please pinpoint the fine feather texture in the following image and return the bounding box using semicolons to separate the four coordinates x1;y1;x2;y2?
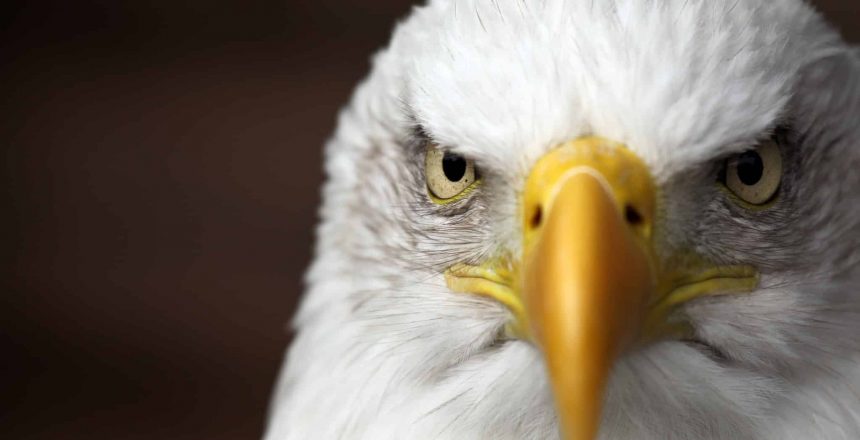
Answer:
266;1;860;439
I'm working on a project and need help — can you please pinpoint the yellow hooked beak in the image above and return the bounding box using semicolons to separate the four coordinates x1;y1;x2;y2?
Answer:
446;137;758;440
521;138;656;439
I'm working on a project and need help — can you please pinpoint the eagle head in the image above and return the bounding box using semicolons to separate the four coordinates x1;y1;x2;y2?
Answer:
267;1;860;439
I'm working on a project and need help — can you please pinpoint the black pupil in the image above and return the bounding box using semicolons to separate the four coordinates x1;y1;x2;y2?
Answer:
442;152;467;182
736;150;764;186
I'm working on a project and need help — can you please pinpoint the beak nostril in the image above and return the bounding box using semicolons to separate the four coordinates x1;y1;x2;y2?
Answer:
530;206;543;230
624;204;644;226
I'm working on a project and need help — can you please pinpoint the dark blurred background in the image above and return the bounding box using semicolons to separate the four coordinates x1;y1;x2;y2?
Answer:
1;1;857;439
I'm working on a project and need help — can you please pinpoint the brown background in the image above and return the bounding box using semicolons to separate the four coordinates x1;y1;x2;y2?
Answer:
2;1;857;439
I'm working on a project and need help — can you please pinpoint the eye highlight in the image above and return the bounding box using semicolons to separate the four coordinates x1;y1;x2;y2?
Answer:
721;138;783;206
425;144;479;203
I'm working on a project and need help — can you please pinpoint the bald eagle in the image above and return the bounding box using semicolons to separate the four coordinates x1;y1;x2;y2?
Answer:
265;1;860;439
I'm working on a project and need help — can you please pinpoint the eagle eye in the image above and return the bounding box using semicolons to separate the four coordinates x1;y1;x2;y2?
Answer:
425;145;478;202
722;138;783;206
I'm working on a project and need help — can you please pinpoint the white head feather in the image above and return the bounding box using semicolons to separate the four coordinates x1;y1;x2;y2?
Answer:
266;1;860;438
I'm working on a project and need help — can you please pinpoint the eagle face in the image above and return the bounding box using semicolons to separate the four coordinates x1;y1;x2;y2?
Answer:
267;1;860;439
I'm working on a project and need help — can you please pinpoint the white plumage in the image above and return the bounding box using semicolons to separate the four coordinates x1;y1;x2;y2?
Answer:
266;1;860;438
